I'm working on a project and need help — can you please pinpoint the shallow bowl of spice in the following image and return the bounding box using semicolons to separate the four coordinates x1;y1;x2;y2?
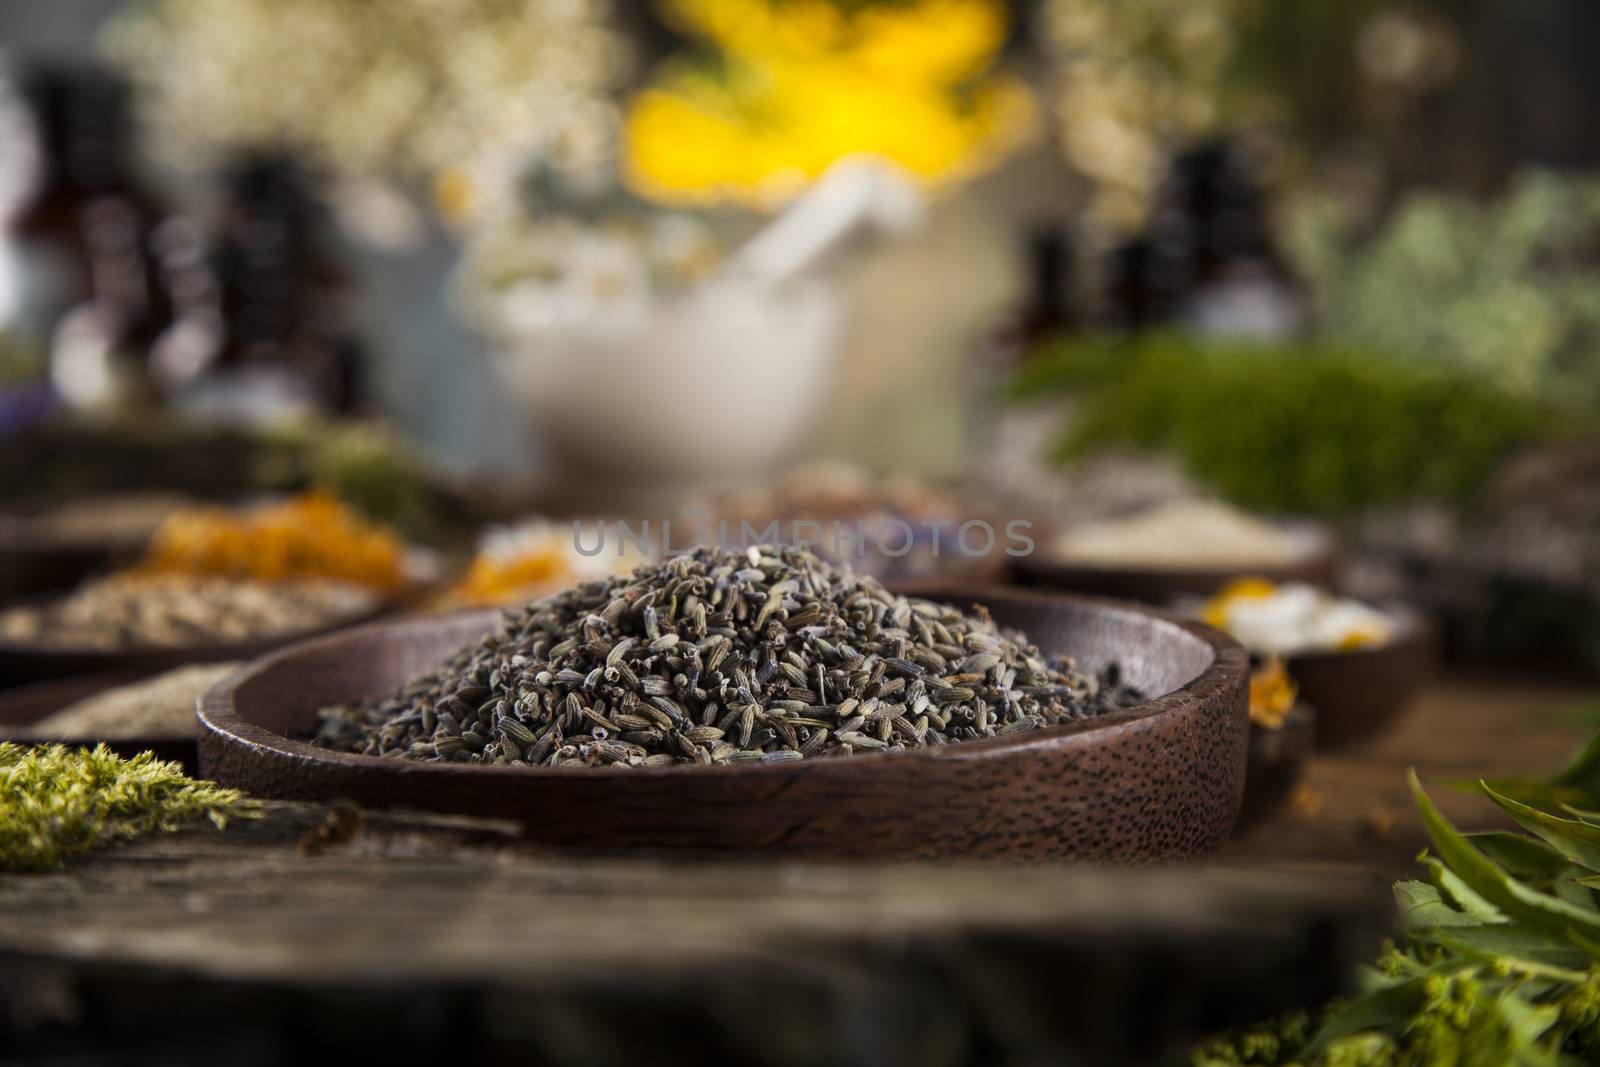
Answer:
0;492;417;687
1200;580;1433;750
0;491;196;601
0;574;388;688
1284;608;1432;750
1012;500;1339;604
0;665;239;771
199;546;1249;861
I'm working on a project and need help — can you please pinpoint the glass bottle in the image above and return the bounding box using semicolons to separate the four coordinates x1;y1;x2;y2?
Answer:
4;62;179;411
153;151;365;421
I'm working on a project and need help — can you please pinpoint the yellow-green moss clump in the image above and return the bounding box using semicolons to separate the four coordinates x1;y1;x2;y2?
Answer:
0;743;258;872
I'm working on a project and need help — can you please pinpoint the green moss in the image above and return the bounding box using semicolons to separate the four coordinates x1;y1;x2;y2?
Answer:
0;743;259;873
1010;334;1587;517
254;420;439;543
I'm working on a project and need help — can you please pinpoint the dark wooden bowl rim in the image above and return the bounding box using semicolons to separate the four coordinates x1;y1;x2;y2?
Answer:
200;589;1248;782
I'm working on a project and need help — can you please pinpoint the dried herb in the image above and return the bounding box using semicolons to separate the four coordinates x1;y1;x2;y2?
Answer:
0;743;258;873
315;546;1136;767
1193;738;1600;1066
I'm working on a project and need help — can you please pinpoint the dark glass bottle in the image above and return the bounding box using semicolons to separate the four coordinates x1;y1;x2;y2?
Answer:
1;62;178;410
1108;138;1304;339
153;151;365;419
1106;233;1193;333
980;223;1084;370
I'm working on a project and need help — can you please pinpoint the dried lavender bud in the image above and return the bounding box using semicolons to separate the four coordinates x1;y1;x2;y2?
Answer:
313;547;1137;767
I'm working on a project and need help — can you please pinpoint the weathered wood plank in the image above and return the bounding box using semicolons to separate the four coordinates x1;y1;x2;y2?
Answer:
0;801;1385;1065
2;671;1590;1064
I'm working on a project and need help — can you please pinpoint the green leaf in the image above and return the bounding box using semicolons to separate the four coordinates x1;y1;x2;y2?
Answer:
1492;990;1566;1067
1467;831;1574;882
1484;782;1600;875
1425;925;1589;981
1420;855;1506;922
1475;779;1599;813
1193;741;1600;1066
1411;770;1600;942
1564;925;1600;967
1550;730;1600;791
1396;879;1485;930
1306;975;1428;1056
1554;875;1599;913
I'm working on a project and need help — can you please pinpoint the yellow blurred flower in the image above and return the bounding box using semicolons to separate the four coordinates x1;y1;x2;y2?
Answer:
625;0;1035;207
1202;576;1277;629
436;521;635;609
448;550;570;608
1336;627;1386;652
1247;656;1297;730
432;167;478;226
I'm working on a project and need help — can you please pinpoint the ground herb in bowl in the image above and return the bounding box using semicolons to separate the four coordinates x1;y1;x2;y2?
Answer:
4;663;242;740
0;574;378;651
314;546;1139;767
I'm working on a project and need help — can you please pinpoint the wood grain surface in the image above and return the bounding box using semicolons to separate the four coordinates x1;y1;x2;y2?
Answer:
0;803;1384;1066
1225;672;1600;872
1;671;1592;1065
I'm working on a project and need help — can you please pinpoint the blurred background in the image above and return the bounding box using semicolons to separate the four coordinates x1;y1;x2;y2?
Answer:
1;0;1598;672
6;11;1600;1059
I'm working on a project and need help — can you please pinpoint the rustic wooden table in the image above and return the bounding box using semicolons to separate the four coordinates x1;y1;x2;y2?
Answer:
1;672;1594;1065
1225;672;1599;874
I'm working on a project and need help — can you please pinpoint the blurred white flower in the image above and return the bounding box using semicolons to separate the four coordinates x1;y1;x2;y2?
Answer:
102;0;629;219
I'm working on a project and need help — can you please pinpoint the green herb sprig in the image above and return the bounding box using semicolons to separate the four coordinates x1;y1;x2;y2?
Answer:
1010;334;1584;518
1193;739;1600;1065
0;743;259;873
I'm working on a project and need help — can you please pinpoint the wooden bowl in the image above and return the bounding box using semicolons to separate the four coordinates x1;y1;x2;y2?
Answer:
0;497;184;603
0;539;123;604
199;589;1251;861
0;601;388;690
1236;703;1316;830
1010;523;1338;604
1289;607;1433;750
0;519;151;604
0;671;199;770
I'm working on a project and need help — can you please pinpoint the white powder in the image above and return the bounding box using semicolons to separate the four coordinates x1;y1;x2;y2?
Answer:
1052;500;1306;570
19;663;241;739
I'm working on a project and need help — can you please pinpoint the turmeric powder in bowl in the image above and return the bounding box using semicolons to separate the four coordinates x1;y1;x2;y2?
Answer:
137;491;409;594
